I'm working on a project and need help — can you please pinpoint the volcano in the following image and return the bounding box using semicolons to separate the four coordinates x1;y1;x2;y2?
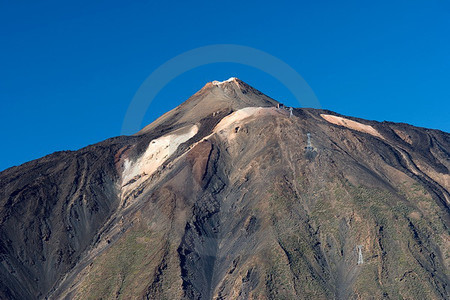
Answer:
0;78;449;299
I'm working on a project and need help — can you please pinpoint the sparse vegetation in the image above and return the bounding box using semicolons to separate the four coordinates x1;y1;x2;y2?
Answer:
74;226;162;300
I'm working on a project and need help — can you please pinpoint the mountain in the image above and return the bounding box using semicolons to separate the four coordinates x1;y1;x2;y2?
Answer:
0;78;449;299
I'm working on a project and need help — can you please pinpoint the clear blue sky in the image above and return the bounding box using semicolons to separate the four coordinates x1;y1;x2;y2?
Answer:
1;0;449;171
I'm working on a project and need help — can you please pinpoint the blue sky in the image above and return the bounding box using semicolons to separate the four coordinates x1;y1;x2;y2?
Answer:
1;0;449;171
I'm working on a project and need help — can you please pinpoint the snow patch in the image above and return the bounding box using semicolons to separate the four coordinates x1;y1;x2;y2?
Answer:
212;77;237;86
215;107;262;132
321;114;383;139
121;124;198;195
214;107;277;138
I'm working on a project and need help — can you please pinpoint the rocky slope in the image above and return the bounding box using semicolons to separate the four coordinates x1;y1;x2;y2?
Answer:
0;78;449;299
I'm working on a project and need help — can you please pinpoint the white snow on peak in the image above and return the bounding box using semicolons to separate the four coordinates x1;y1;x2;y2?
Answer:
212;77;238;86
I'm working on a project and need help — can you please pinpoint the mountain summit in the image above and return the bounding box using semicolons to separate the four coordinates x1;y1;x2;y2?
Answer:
0;79;449;299
136;77;279;135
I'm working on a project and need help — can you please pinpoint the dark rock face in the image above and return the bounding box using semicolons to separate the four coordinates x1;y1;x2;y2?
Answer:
0;141;129;299
0;78;449;299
